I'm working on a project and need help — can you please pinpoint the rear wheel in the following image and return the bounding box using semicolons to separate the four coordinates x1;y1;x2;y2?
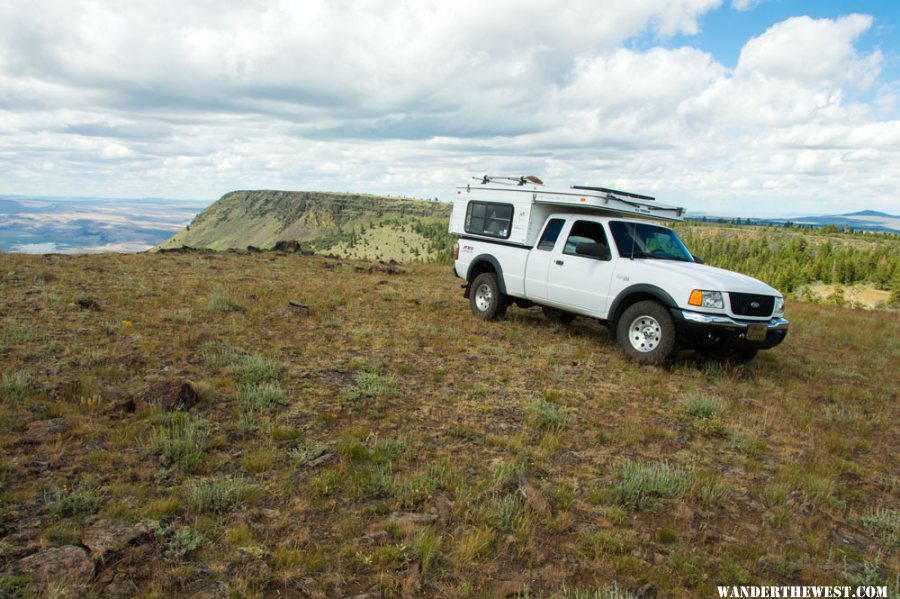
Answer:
616;300;678;365
542;306;576;325
469;273;508;320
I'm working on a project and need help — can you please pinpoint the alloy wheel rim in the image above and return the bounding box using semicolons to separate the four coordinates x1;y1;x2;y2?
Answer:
475;283;493;312
628;315;661;352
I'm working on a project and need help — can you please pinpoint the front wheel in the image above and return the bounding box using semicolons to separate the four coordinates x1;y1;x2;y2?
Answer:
616;300;679;365
469;273;508;320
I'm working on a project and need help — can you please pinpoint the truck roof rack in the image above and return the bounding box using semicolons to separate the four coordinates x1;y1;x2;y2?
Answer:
475;175;544;186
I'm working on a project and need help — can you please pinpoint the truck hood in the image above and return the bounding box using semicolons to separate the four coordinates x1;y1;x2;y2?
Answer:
625;260;781;296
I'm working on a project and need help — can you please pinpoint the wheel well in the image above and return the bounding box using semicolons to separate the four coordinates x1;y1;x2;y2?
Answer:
608;292;671;338
464;259;504;298
468;260;496;281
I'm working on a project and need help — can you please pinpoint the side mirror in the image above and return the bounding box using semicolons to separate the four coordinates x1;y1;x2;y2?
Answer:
575;242;611;261
693;255;704;264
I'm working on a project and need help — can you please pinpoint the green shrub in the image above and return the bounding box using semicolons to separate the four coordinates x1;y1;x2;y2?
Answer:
860;507;899;546
0;371;31;401
188;478;249;513
147;414;212;471
679;392;727;419
46;486;103;517
198;341;243;369
614;460;692;510
289;441;329;466
528;398;570;431
238;355;283;385
238;382;287;412
206;290;245;313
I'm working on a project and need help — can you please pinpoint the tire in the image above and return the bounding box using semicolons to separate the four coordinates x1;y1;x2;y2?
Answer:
542;306;576;325
616;300;678;365
469;273;508;320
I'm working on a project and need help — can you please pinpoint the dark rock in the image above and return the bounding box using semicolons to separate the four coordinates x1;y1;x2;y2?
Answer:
135;380;198;411
518;476;550;516
358;530;390;545
382;512;437;531
273;239;303;253
401;562;421;598
306;452;337;468
246;245;262;253
492;580;524;598
104;576;140;598
240;558;271;580
76;298;101;311
15;545;94;583
190;580;231;599
81;519;158;559
22;418;69;444
436;495;453;524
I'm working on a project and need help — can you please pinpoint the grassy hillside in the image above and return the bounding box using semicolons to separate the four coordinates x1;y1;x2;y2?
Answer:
675;224;900;309
158;191;454;262
0;252;897;598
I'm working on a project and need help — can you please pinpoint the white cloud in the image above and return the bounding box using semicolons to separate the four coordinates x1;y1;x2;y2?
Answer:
0;2;897;215
736;15;881;89
732;0;763;11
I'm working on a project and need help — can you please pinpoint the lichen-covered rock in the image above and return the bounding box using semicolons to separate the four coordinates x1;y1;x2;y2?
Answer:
80;518;158;559
15;545;94;583
22;418;69;444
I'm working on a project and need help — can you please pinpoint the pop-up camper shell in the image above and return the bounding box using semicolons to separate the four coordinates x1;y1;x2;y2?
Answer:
450;176;686;247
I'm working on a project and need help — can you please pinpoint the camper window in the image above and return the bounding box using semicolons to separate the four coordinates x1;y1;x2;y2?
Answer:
465;201;513;239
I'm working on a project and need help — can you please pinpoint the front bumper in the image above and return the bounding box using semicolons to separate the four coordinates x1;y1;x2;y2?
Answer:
672;309;789;350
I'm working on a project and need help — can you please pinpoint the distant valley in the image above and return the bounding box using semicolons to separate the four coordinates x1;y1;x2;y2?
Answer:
0;195;211;253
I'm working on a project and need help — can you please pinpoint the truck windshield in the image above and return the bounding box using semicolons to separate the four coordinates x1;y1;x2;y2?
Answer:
608;221;694;261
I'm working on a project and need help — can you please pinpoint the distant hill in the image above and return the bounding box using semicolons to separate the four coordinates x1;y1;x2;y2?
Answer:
689;209;900;233
157;190;455;263
790;210;900;232
843;210;898;218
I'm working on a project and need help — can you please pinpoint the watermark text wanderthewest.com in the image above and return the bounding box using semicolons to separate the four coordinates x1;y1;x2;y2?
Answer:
717;586;887;598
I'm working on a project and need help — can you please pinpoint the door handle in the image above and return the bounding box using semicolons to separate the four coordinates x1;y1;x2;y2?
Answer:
555;260;564;266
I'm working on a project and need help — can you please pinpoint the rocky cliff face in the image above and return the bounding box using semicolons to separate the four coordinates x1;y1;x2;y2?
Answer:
156;190;451;253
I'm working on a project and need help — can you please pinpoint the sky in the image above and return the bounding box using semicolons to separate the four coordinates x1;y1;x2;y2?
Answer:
1;0;899;217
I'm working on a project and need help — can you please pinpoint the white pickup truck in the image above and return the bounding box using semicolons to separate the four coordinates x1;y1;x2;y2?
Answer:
449;176;788;364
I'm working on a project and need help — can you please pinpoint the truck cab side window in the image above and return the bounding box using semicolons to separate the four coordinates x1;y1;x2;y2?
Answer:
537;218;565;251
563;221;608;256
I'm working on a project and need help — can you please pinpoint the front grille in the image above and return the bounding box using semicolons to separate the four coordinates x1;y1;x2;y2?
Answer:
729;293;774;317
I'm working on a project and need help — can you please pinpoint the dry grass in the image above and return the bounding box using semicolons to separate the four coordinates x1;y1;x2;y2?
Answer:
0;250;897;597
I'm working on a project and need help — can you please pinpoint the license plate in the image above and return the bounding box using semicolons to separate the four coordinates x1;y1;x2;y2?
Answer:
746;324;767;342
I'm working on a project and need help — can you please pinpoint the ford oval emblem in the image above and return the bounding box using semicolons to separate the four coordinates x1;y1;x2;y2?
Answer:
750;301;760;309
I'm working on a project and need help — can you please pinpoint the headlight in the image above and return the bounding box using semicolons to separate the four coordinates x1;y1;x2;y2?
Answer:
774;297;785;316
688;290;724;309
